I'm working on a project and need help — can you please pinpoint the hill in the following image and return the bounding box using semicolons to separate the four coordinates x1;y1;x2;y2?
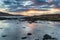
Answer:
0;12;23;16
24;14;60;21
0;12;13;16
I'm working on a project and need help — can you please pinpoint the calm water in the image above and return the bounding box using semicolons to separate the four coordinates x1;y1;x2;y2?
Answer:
0;20;60;40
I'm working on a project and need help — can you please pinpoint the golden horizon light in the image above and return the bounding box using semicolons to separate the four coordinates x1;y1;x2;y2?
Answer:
0;8;60;16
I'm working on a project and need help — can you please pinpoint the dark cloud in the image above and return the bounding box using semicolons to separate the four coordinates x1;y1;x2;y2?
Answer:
0;0;60;12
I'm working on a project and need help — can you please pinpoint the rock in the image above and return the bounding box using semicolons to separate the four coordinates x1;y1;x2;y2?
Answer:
2;35;7;37
0;28;3;29
52;38;57;40
43;34;52;40
51;32;54;34
22;27;26;28
21;37;27;39
27;33;32;36
35;39;39;40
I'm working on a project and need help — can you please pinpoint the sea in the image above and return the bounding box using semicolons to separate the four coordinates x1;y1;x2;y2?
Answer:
0;19;60;40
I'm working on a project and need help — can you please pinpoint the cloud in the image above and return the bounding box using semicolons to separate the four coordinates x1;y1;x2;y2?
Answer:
20;1;34;6
0;0;34;12
0;0;60;12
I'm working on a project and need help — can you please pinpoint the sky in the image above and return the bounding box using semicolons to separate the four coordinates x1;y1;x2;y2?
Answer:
0;0;60;16
0;0;60;12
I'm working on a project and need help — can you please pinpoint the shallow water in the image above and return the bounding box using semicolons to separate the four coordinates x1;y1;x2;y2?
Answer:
0;20;60;40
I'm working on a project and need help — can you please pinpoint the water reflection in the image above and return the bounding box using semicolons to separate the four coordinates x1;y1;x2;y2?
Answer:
0;20;60;40
28;23;37;29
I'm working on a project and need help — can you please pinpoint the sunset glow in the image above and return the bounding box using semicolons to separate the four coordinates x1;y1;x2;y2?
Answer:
0;8;60;16
19;8;60;16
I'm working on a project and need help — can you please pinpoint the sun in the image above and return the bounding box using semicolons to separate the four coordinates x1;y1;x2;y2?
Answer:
27;9;37;13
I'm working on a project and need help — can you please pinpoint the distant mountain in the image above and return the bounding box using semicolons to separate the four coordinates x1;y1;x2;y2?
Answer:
0;12;13;16
0;12;23;16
